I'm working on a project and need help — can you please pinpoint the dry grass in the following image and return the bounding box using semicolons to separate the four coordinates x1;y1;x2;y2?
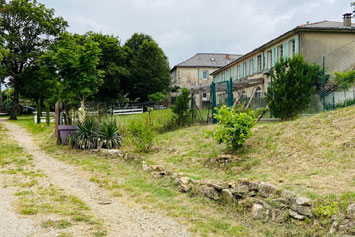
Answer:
139;106;355;198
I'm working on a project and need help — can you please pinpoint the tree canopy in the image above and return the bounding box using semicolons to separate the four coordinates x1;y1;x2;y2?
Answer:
86;32;130;102
124;33;171;101
265;55;322;120
42;33;104;104
0;0;67;119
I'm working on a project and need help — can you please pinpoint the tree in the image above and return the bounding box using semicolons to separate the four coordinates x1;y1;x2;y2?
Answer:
172;88;191;126
124;33;171;101
334;70;355;105
265;55;322;120
85;32;130;102
42;33;103;124
0;0;67;120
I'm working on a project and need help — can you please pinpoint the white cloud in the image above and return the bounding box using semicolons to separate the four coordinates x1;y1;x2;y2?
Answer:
40;0;350;66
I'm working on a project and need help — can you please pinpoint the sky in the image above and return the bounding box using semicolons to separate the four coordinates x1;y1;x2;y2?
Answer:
37;0;352;68
1;0;353;91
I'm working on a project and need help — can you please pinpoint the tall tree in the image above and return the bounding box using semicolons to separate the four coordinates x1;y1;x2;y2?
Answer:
42;33;103;124
85;32;130;102
124;33;171;101
0;0;67;119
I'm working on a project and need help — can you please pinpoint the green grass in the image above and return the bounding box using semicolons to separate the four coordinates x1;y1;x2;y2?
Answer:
9;116;328;236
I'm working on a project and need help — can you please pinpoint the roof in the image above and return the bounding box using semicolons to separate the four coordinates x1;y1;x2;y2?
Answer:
297;20;355;30
212;20;355;75
172;53;242;71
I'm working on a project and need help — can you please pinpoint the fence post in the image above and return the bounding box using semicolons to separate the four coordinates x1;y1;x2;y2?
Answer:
212;82;217;124
322;56;326;111
270;73;273;118
228;78;234;107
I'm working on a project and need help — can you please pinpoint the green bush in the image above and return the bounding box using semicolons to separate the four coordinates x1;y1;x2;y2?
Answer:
172;88;191;126
99;121;122;149
265;55;322;120
128;118;156;153
208;105;256;150
69;119;99;149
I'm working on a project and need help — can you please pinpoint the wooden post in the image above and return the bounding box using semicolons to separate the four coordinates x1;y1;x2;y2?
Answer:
54;101;60;145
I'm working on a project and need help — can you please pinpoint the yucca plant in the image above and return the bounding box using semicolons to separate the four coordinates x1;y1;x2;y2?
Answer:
69;119;99;149
99;121;122;149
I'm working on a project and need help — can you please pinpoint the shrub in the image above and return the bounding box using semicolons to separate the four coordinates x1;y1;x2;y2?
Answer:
69;119;99;149
99;121;122;149
208;105;256;150
265;55;322;120
128;118;156;153
172;88;191;126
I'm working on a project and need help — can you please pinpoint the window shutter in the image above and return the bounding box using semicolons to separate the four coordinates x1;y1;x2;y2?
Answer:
199;70;203;79
284;41;289;58
206;70;209;79
264;53;267;70
246;61;249;76
295;36;299;54
253;56;258;73
272;48;276;67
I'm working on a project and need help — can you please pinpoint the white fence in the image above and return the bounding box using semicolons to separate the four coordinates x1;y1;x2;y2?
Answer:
112;107;143;115
33;112;55;123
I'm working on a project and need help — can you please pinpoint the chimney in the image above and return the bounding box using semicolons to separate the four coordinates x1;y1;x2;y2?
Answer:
225;54;230;64
343;13;352;27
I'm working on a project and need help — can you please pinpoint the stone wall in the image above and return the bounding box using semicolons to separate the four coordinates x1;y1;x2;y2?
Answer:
97;149;355;235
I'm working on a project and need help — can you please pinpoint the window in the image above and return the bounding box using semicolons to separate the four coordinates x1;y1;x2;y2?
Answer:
249;59;253;75
237;65;240;79
257;55;262;72
278;45;283;59
267;51;272;69
255;87;262;99
202;70;208;79
291;40;296;56
202;93;208;101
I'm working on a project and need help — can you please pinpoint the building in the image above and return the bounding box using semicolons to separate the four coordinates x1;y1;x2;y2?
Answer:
211;14;355;104
171;53;242;107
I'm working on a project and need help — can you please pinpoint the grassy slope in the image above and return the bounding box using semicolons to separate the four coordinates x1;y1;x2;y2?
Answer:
143;106;355;200
11;117;312;236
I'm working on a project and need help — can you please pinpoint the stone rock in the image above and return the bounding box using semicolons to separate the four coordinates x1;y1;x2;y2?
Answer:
178;184;192;193
179;176;190;184
329;220;339;235
296;205;312;217
251;203;264;219
259;182;278;198
108;149;122;157
142;161;152;172
296;197;311;207
248;191;258;197
347;204;355;219
248;181;260;191
221;189;237;205
226;182;235;189
214;154;240;165
201;185;220;201
289;210;305;220
237;184;249;194
280;189;297;202
270;198;289;209
238;178;250;186
251;203;270;220
151;165;165;172
239;197;255;208
207;182;224;192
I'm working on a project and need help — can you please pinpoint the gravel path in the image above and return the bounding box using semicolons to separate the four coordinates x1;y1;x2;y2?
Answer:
0;119;191;237
0;179;41;237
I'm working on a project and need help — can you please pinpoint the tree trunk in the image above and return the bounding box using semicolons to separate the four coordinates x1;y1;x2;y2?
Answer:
9;81;19;120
